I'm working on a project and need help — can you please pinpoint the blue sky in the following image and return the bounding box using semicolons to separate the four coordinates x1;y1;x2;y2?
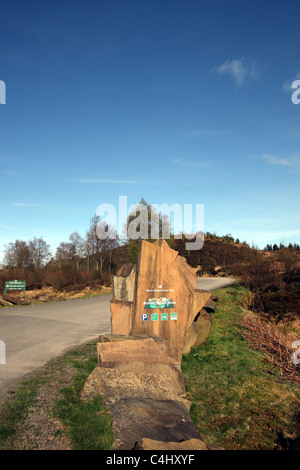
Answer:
1;0;300;261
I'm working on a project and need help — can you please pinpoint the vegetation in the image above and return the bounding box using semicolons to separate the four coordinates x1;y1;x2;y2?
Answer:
0;374;47;447
181;285;300;450
1;285;298;450
52;350;115;450
0;342;115;450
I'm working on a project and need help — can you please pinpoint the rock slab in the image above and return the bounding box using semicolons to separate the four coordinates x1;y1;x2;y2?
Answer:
111;239;212;363
81;336;208;450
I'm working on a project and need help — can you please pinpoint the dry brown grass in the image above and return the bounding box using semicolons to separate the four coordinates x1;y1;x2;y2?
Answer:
239;311;300;386
2;285;112;304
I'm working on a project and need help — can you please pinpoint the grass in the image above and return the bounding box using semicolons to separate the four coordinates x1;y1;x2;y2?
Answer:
1;284;299;450
0;375;49;449
0;342;115;450
52;350;115;450
181;284;300;450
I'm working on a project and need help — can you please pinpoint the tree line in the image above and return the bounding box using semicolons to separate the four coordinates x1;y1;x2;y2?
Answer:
1;214;119;289
264;242;300;251
1;198;300;306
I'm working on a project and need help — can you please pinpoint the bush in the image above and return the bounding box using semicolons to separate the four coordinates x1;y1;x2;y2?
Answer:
43;270;75;290
0;269;36;293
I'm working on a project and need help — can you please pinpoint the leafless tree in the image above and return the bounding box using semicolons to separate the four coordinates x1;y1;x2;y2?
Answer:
29;237;51;273
89;215;118;273
83;230;94;273
55;242;74;270
69;232;84;272
4;240;32;270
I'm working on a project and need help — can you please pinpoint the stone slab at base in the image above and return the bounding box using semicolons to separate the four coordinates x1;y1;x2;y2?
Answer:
104;397;204;451
97;338;186;395
135;437;208;450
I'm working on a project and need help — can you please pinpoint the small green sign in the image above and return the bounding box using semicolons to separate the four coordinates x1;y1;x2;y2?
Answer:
161;313;168;321
4;280;26;298
151;313;159;321
171;312;178;321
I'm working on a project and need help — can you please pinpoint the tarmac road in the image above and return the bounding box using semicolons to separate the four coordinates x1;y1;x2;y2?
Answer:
0;277;237;405
196;276;238;291
0;294;112;404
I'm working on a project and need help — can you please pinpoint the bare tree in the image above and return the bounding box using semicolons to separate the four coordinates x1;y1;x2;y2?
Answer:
29;237;51;273
55;242;74;270
83;230;94;273
69;232;84;272
4;240;32;270
89;215;118;273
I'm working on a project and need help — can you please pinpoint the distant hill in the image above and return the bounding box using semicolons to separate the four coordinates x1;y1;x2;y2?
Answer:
110;236;253;277
172;237;252;275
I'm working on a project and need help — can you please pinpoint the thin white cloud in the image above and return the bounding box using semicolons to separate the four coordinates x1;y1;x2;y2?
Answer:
66;177;174;186
262;153;300;171
171;158;208;168
11;202;43;207
10;203;88;213
68;178;141;184
263;154;292;166
1;170;21;177
181;128;232;137
0;223;18;230
213;58;262;86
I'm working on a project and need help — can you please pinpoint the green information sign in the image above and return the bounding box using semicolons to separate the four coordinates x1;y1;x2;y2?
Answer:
4;280;26;298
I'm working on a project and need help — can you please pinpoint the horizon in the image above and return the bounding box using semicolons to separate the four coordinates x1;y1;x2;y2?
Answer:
1;0;300;262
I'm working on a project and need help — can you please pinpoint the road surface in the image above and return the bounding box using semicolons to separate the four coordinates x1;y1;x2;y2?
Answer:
0;277;237;405
0;295;112;404
196;277;237;291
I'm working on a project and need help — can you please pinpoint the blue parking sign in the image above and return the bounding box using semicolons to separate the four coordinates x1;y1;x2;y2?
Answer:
141;313;149;321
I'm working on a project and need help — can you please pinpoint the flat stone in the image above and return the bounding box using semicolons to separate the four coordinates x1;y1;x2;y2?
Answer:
97;338;185;395
98;333;170;355
97;338;175;366
105;397;204;450
135;437;208;450
81;366;189;405
203;299;217;313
